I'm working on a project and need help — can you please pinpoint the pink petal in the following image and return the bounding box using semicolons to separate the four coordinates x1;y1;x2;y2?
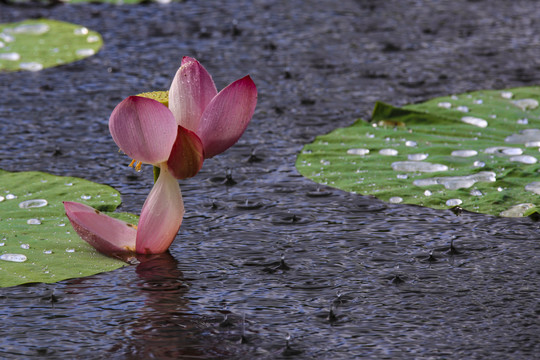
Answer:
136;167;184;254
197;75;257;158
63;201;137;256
109;96;178;165
167;125;205;179
168;57;218;132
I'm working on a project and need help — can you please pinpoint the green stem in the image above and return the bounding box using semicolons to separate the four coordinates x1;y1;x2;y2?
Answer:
153;166;160;183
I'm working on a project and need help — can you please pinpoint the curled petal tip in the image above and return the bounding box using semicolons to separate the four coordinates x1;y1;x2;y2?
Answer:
63;201;137;257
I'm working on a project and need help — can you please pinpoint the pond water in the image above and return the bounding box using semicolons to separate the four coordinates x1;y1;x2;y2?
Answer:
1;0;539;358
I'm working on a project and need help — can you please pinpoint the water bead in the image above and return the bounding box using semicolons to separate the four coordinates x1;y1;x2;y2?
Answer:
66;248;76;253
424;190;432;196
389;197;403;204
505;129;540;144
484;146;522;155
76;49;95;57
6;194;17;200
379;148;398;156
456;106;469;112
391;161;448;172
408;153;428;161
405;140;417;147
461;116;488;128
0;52;21;61
510;155;537;164
20;244;30;250
501;91;513;99
525;182;540;195
19;199;48;209
438;102;452;108
27;218;42;225
0;254;27;263
470;189;483;196
80;195;92;200
19;62;44;72
517;118;528;125
0;196;4;202
451;150;477;157
7;23;50;35
412;171;496;190
511;98;539;111
446;199;462;206
73;27;89;35
347;148;370;156
499;203;536;217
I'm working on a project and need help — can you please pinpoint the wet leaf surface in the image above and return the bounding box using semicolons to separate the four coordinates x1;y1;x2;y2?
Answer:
0;169;134;287
0;19;102;72
297;87;540;216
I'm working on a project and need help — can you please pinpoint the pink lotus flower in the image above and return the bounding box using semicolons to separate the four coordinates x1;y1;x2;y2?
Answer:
64;57;257;256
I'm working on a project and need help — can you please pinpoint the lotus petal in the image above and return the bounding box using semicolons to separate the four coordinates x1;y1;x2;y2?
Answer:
167;125;205;179
109;96;178;165
197;75;257;158
169;56;218;132
63;201;137;256
136;168;184;254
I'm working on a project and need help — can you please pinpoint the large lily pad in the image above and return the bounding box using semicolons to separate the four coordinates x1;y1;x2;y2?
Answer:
0;19;103;72
296;86;540;217
0;169;137;288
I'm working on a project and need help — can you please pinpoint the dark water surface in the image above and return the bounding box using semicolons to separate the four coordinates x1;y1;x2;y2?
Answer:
1;0;539;358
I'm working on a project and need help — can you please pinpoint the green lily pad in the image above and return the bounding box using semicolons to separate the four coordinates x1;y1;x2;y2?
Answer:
296;86;540;217
0;19;103;72
0;169;137;288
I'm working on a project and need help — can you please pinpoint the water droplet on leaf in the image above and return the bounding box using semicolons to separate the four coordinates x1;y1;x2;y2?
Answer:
392;161;448;172
446;199;462;206
451;150;477;157
389;197;403;204
19;199;48;209
408;153;428;161
461;116;487;128
347;148;369;156
0;254;27;262
27;218;41;225
379;148;398;156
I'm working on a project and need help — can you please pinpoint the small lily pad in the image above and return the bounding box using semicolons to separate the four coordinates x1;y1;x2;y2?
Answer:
0;169;137;288
0;19;103;72
296;86;540;217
